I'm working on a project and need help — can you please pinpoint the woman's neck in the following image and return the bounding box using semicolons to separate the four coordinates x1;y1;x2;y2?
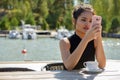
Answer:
75;31;85;39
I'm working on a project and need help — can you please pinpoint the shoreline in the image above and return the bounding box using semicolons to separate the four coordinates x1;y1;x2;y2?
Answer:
0;30;57;38
102;33;120;38
0;30;120;38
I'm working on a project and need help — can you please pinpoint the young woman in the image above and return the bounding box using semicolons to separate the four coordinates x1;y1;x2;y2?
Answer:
59;5;106;70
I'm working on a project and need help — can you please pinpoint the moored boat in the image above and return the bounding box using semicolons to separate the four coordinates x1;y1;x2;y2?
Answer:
55;27;72;40
8;30;21;39
22;24;37;40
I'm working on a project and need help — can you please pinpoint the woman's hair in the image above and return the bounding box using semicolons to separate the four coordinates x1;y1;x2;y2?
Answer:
73;4;95;20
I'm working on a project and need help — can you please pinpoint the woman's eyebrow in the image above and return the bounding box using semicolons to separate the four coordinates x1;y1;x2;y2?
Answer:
81;17;92;22
81;17;92;20
81;17;87;19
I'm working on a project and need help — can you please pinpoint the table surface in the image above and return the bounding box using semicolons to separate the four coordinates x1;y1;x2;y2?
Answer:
0;60;120;80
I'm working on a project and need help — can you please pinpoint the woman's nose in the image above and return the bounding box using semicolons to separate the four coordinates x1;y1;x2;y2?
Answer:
85;22;91;27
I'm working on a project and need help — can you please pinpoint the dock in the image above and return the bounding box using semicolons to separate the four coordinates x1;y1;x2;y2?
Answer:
36;30;57;38
0;30;57;38
0;60;120;80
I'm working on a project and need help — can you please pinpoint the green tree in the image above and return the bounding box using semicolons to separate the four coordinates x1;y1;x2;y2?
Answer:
10;17;19;29
110;18;119;33
42;19;49;30
47;0;69;29
64;0;74;30
0;16;10;30
47;0;64;29
34;0;49;29
25;12;35;25
91;0;120;33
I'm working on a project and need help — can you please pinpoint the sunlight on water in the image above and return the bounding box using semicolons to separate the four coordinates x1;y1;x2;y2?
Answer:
0;37;120;61
103;38;120;60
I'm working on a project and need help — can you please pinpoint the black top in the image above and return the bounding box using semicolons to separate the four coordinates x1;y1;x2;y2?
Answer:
64;33;95;70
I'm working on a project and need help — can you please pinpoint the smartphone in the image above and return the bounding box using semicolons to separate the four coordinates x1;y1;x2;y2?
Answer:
91;15;102;27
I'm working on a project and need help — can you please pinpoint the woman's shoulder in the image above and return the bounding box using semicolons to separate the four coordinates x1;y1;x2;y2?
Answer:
59;34;76;47
59;38;69;45
59;38;71;52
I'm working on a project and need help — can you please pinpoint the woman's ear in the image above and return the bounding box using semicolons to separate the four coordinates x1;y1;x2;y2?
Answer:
72;18;76;28
72;18;76;25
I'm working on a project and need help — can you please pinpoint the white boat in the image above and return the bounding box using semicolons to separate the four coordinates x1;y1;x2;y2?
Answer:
55;27;72;40
22;24;37;40
8;30;21;39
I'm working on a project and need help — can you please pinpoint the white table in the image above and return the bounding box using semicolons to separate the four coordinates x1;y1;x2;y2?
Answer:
0;60;120;80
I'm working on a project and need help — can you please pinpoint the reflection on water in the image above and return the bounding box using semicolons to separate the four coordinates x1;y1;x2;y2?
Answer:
0;37;120;61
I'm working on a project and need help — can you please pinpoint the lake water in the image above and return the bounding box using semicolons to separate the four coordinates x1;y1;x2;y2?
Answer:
0;37;120;61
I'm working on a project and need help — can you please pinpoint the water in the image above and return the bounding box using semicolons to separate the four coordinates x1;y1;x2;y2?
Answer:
0;37;61;61
103;38;120;60
0;37;120;61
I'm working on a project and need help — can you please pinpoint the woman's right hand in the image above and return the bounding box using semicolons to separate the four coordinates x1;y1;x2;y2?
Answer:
84;24;101;42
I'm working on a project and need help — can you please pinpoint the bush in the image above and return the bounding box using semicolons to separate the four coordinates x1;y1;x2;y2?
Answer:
10;17;19;29
110;18;119;33
0;16;10;30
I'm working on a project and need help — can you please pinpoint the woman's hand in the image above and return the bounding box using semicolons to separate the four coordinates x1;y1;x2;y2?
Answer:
84;24;101;42
94;24;102;39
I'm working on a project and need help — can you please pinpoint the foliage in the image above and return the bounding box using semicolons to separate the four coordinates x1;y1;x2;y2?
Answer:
64;0;74;30
110;18;119;33
25;12;35;25
0;16;10;30
91;0;120;33
10;17;19;29
46;0;65;29
0;0;120;33
42;19;49;30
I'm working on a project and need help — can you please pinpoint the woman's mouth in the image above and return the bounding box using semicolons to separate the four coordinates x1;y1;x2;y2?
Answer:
83;27;89;30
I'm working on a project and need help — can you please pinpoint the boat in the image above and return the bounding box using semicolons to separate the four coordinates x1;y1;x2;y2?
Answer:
8;30;21;39
55;27;72;40
22;24;37;40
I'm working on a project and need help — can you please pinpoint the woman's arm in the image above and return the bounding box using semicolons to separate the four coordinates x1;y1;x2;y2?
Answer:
95;36;106;69
60;26;101;70
59;37;89;70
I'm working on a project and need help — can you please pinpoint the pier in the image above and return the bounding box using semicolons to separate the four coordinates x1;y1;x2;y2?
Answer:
0;30;57;38
1;30;120;38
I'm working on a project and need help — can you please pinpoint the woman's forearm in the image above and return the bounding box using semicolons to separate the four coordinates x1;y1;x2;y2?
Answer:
95;36;106;68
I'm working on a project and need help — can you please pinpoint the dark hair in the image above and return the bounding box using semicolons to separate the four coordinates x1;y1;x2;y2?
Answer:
73;4;95;20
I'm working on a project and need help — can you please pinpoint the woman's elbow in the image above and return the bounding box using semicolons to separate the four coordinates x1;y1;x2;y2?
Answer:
65;66;73;71
99;62;106;69
64;63;74;71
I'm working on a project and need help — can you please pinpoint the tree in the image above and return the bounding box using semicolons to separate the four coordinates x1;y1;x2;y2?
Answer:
110;18;119;33
46;0;74;30
46;0;65;29
33;0;49;29
91;0;120;33
0;16;10;30
10;17;19;29
64;0;74;30
25;12;35;25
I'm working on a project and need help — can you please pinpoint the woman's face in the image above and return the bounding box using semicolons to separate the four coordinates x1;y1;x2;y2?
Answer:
75;11;93;34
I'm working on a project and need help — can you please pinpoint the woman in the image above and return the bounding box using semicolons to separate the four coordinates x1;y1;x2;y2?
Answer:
59;4;106;70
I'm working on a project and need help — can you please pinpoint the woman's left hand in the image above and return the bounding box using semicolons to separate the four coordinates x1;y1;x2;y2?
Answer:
93;24;102;39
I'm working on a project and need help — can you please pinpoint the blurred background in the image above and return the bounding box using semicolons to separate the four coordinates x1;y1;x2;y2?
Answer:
0;0;120;33
0;0;120;61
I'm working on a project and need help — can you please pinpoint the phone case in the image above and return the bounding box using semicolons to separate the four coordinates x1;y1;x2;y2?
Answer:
91;15;102;27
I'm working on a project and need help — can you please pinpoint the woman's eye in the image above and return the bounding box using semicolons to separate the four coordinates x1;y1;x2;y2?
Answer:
81;19;86;22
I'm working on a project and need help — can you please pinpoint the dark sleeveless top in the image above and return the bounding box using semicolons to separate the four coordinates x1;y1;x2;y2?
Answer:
65;33;95;70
